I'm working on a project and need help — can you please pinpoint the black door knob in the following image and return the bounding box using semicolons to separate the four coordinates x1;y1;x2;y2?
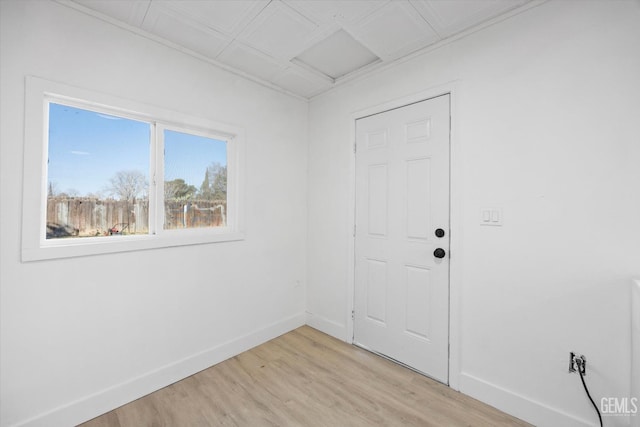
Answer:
435;228;445;238
434;248;446;258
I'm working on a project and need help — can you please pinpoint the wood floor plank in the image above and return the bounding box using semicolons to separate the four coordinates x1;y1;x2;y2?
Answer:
80;326;532;427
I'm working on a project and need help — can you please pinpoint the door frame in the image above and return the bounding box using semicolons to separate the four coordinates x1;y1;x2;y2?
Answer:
347;81;462;390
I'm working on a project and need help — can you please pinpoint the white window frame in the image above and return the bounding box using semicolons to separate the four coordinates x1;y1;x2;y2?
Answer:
22;76;245;262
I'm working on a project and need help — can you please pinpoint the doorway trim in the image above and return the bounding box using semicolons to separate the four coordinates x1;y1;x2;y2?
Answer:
346;81;462;390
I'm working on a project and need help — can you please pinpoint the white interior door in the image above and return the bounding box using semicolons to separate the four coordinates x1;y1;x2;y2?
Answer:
354;94;450;383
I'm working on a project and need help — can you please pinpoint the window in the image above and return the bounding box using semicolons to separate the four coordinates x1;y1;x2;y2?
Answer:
162;129;228;230
47;103;151;239
23;77;244;261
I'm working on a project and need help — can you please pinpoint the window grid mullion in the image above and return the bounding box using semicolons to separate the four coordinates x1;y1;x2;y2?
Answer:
152;122;165;235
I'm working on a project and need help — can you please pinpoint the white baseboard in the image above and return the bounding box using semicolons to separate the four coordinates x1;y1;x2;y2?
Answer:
305;311;347;341
18;315;598;427
13;312;306;427
460;372;595;427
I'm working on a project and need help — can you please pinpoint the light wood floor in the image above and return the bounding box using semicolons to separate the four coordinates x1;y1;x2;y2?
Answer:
81;326;531;426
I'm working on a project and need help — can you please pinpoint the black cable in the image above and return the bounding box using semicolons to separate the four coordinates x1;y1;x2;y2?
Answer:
575;358;603;427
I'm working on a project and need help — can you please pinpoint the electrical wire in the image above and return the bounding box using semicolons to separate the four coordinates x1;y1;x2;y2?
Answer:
575;358;603;427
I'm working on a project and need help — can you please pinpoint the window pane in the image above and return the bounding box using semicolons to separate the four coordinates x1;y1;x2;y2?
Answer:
164;129;227;229
46;103;150;239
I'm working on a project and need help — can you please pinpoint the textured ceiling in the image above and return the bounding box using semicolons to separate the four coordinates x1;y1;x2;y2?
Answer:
68;0;532;99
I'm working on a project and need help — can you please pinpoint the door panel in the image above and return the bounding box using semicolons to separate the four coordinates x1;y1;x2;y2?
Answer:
354;94;450;383
406;157;431;240
367;164;388;237
405;264;432;339
365;258;388;324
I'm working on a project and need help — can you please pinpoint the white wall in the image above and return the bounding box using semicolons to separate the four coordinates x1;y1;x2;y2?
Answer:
307;1;640;426
0;2;308;426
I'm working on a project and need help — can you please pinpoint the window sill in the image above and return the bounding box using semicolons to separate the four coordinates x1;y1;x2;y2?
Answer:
22;230;245;262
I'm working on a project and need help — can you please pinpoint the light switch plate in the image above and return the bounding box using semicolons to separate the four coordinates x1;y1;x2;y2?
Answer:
480;208;503;226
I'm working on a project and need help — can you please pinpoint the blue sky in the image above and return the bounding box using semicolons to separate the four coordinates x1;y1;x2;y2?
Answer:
164;129;227;187
48;103;227;197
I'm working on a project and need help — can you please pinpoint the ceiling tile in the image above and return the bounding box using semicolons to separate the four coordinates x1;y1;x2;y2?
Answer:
70;0;533;99
238;1;318;60
284;0;389;24
271;67;332;98
72;0;150;26
142;3;231;59
411;0;528;37
348;2;440;61
154;0;269;36
294;30;380;80
218;42;286;82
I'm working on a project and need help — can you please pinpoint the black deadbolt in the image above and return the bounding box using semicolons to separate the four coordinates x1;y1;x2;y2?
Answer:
434;248;446;259
435;228;445;238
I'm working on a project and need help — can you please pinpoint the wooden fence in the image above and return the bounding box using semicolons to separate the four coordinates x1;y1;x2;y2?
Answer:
46;197;226;238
